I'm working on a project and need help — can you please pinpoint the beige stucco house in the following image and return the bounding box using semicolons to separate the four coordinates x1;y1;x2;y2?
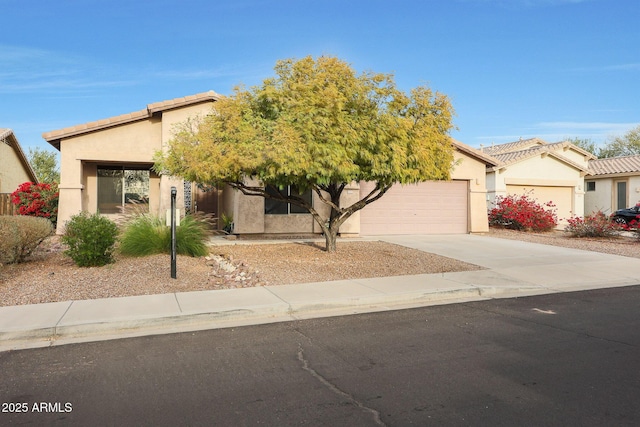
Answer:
43;91;222;233
227;139;499;236
483;138;595;225
585;155;640;215
44;91;495;236
1;128;38;193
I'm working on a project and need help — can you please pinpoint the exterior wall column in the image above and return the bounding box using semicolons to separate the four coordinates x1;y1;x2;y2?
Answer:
158;175;184;219
56;157;83;234
232;178;265;234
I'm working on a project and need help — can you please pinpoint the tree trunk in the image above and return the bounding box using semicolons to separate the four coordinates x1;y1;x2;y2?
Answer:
324;227;338;253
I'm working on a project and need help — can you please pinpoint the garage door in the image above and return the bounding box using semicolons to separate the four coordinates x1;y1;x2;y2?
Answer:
505;185;573;223
359;180;468;235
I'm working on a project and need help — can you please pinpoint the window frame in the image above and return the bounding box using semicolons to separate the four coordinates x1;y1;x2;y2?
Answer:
97;165;150;214
585;181;596;192
264;185;312;215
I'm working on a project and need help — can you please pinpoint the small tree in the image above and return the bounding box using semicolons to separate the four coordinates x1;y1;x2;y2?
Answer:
156;56;456;252
598;125;640;158
28;147;60;183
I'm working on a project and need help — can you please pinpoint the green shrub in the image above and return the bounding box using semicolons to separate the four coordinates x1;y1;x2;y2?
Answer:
118;213;166;256
119;213;209;257
0;216;53;264
175;215;210;257
62;212;118;267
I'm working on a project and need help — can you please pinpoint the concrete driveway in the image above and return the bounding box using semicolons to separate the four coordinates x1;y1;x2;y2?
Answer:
379;234;640;291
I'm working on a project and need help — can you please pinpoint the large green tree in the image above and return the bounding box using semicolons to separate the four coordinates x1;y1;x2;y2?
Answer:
565;137;599;157
598;125;640;158
28;147;60;183
157;56;456;252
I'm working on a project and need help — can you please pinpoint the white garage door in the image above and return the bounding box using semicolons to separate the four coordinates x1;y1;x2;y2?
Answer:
505;185;573;223
359;180;468;235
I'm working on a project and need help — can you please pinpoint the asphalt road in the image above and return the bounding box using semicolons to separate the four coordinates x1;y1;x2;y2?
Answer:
2;285;640;426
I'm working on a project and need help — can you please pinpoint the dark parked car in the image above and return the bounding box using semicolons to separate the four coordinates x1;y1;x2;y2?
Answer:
611;205;640;225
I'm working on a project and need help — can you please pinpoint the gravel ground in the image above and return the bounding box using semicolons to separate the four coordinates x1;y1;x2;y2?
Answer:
1;229;638;307
0;237;481;307
488;228;640;258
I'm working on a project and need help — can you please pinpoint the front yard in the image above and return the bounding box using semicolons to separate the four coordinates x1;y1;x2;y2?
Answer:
1;229;637;307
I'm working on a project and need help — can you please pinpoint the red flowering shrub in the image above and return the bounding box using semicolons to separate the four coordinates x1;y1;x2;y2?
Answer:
11;182;59;227
565;211;622;238
621;215;640;239
488;193;557;232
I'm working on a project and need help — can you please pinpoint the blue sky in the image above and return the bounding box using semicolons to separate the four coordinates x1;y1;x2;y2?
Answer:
2;0;638;156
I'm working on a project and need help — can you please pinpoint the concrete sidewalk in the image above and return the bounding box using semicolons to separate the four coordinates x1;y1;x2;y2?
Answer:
2;234;640;352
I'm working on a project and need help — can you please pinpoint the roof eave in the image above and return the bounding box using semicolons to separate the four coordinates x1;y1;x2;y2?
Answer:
2;129;39;183
42;90;223;149
451;138;501;167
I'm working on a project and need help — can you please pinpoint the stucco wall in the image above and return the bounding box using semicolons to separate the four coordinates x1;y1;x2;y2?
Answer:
451;150;490;233
54;101;215;233
555;147;591;165
585;175;640;215
584;177;613;214
628;177;640;207
0;141;33;193
487;154;586;221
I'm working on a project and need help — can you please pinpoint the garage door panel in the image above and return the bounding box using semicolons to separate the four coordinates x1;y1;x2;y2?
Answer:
359;181;468;235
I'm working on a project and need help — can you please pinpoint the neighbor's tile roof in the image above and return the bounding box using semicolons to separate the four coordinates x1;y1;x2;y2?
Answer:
43;90;222;148
486;139;592;172
588;155;640;176
481;138;547;156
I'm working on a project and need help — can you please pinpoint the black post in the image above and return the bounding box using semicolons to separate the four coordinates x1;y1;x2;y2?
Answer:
170;186;177;279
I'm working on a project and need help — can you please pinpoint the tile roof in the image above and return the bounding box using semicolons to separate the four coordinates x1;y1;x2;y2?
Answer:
481;138;547;156
486;139;592;172
43;90;222;148
588;155;640;176
0;128;39;183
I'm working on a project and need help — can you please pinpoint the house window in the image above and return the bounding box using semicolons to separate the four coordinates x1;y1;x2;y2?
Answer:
616;181;628;210
264;185;312;214
98;167;150;214
586;181;596;192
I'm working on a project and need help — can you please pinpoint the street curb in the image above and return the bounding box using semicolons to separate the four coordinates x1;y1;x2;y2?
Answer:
0;285;553;352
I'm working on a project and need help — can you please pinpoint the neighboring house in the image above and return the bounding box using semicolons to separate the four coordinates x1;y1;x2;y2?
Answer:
0;128;39;193
585;155;640;215
43;91;496;236
483;138;595;225
43;91;222;234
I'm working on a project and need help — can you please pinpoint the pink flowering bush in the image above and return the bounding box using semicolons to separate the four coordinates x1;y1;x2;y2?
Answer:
11;182;59;227
488;193;557;232
565;211;622;238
